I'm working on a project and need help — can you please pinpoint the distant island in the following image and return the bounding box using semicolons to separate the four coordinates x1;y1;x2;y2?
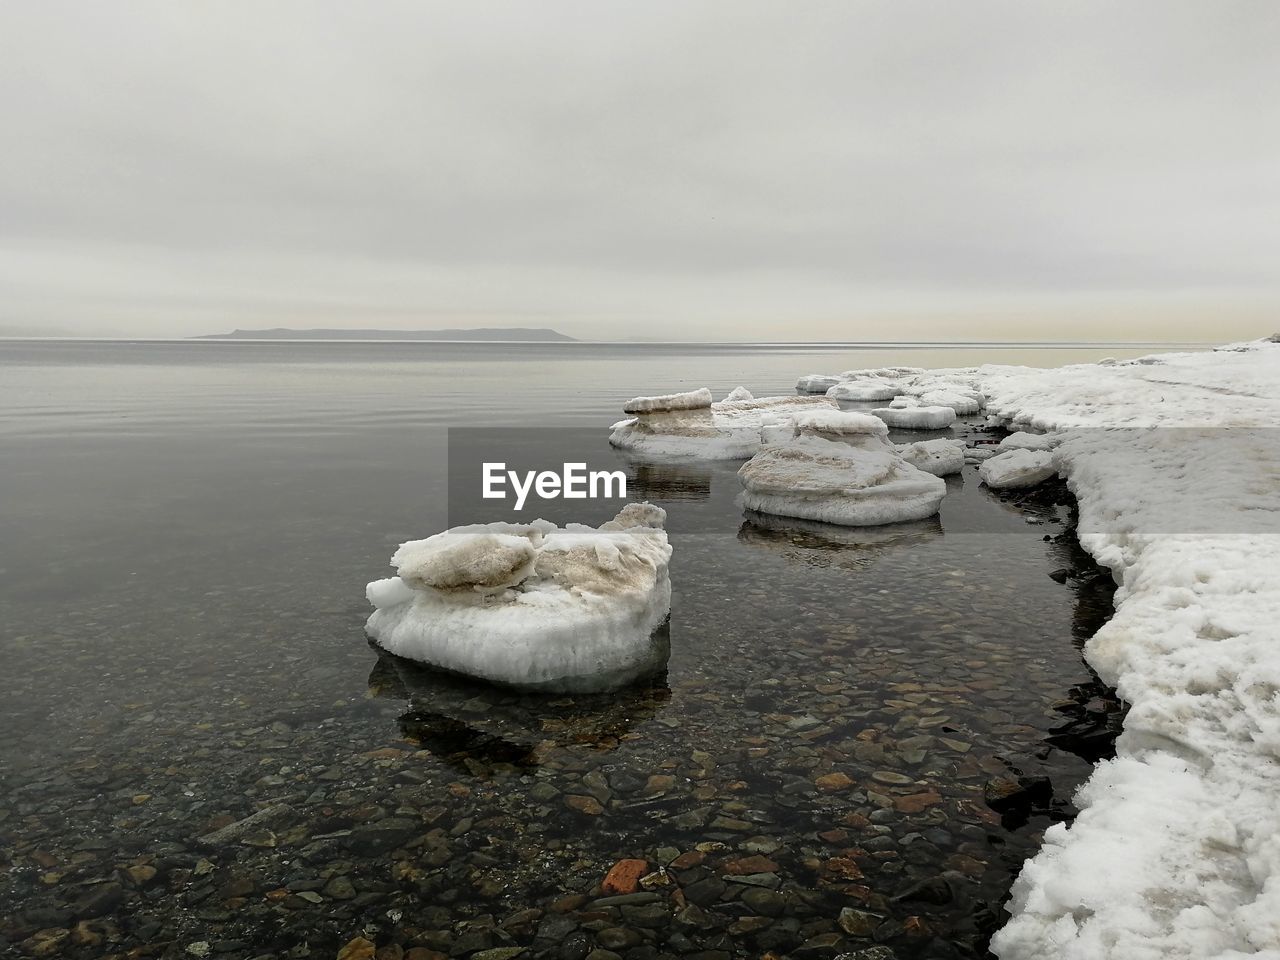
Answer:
194;327;575;341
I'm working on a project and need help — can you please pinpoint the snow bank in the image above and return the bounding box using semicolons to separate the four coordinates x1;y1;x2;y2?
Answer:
977;339;1280;960
738;428;946;526
365;503;673;693
979;448;1057;489
609;391;834;460
871;405;957;430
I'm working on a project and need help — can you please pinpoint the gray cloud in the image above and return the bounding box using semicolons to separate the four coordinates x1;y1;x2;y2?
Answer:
1;0;1277;339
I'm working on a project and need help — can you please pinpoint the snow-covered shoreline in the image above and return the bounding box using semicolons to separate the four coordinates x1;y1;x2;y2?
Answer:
968;341;1280;960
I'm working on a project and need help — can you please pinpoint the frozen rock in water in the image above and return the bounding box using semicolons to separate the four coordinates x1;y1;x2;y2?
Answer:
623;387;713;414
724;385;754;401
964;446;1000;462
796;374;844;394
978;448;1056;489
896;438;965;476
871;405;957;430
826;379;902;402
738;428;946;526
609;392;834;461
917;391;983;415
998;431;1061;451
793;409;889;441
889;395;922;408
365;504;673;692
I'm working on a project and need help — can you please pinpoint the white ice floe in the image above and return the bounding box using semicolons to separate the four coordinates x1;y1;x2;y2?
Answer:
978;448;1057;489
796;374;845;394
976;338;1280;960
724;385;754;401
622;387;713;414
871;405;957;430
826;379;903;402
998;430;1062;452
889;396;922;408
365;503;673;693
917;390;983;415
896;438;966;476
738;412;946;526
609;388;834;460
793;408;890;440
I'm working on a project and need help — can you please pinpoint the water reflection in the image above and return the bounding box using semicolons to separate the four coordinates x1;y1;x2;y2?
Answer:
367;638;673;772
616;452;742;501
738;511;945;569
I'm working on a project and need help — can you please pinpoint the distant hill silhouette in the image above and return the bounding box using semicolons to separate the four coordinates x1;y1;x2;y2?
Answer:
194;327;575;341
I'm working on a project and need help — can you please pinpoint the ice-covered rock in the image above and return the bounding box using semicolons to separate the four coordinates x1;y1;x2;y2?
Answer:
826;379;902;402
871;405;957;430
978;448;1056;489
365;503;673;692
917;390;983;415
888;395;922;408
998;430;1061;451
738;418;946;526
623;387;713;414
896;438;965;476
793;408;890;442
723;385;754;401
796;374;844;394
609;389;834;460
964;445;1000;462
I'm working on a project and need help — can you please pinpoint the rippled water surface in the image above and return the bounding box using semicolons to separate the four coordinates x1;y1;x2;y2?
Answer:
0;341;1150;960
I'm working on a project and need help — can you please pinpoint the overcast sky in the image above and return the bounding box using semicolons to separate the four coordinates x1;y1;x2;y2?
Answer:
1;1;1276;341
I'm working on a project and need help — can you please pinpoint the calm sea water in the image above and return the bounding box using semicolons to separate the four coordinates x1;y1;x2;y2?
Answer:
0;340;1157;959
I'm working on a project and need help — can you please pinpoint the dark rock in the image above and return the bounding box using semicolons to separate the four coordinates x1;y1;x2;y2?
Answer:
73;882;124;919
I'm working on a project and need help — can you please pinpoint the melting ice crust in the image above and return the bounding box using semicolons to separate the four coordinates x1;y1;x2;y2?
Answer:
365;503;672;694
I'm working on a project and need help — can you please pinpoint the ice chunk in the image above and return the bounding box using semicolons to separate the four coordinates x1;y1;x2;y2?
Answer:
838;366;925;379
917;390;983;415
795;374;844;394
793;409;890;441
964;445;1000;462
623;387;713;414
826;379;902;401
978;448;1056;489
738;434;946;526
871;406;957;430
393;532;537;594
365;503;673;692
998;430;1061;451
896;438;965;476
609;393;834;461
889;396;922;408
723;385;754;401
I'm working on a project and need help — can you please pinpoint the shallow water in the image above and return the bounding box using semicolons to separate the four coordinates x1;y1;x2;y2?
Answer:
0;341;1143;959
